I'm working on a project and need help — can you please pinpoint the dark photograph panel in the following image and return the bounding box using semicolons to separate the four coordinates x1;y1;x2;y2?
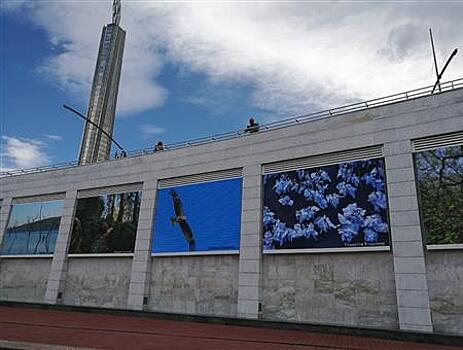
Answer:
415;145;463;245
263;159;390;250
1;200;63;255
70;191;142;254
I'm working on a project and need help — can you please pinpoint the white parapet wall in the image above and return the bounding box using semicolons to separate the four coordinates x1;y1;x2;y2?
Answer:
0;88;462;335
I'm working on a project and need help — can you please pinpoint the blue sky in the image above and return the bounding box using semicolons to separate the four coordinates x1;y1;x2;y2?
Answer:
8;200;64;228
153;178;242;253
1;1;462;171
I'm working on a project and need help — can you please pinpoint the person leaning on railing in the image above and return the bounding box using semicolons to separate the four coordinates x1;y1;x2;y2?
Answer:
154;141;164;152
245;117;260;133
114;150;127;159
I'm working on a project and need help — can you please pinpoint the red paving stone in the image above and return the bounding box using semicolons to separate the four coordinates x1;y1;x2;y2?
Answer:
0;306;461;350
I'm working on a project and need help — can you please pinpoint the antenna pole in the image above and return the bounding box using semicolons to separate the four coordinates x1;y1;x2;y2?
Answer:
429;28;441;92
431;48;458;94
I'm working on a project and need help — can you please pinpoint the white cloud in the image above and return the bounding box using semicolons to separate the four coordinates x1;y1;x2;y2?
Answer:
1;136;50;170
45;134;63;141
139;3;463;114
4;2;463;118
13;1;167;116
139;124;166;136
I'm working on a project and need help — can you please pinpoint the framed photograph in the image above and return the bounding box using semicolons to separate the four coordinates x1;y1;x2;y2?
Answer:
70;191;142;254
152;178;242;254
415;145;463;245
263;159;390;250
1;200;63;255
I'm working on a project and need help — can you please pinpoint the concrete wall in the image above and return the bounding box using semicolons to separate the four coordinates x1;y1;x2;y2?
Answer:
262;253;397;329
426;251;463;335
0;258;51;303
62;257;132;309
1;88;462;334
148;255;239;317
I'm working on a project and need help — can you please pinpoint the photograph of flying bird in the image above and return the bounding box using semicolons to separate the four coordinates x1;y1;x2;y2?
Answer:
169;190;196;251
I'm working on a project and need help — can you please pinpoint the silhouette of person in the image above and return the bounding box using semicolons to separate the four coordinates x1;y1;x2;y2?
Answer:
154;141;164;152
245;117;260;133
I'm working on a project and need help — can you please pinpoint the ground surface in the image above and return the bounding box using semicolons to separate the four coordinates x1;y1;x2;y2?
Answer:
0;306;461;350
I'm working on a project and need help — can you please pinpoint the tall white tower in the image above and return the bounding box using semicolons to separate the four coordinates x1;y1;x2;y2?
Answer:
79;0;125;164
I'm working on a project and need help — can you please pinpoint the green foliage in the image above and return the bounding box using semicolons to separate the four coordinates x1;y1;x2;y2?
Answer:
416;145;463;245
70;191;141;253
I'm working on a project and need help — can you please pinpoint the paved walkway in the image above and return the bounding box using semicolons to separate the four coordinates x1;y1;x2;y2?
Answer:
0;306;461;350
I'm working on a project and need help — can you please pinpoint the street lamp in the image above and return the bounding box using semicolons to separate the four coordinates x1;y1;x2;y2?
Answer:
62;104;126;158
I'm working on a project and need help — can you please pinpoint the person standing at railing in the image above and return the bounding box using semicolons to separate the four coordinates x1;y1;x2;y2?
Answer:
245;117;260;133
114;150;126;159
154;141;164;152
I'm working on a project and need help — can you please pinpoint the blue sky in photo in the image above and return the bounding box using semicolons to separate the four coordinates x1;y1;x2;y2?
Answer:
7;200;64;228
1;2;462;171
1;228;58;255
152;178;242;253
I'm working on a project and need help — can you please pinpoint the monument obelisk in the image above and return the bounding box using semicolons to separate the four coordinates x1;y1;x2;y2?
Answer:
78;0;125;164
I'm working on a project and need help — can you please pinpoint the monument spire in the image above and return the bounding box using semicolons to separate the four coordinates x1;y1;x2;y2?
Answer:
78;0;126;164
112;0;121;26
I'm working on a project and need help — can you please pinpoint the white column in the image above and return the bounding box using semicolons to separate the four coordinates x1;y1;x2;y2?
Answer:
237;165;263;319
44;190;77;304
127;180;157;310
384;141;433;333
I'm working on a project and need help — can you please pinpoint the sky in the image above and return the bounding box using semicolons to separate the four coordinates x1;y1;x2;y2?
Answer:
153;178;242;253
8;200;64;227
1;1;462;172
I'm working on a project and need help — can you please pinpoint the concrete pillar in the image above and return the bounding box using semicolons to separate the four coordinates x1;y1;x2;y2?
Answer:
384;141;433;333
237;165;263;319
44;190;77;304
0;198;13;255
127;180;157;310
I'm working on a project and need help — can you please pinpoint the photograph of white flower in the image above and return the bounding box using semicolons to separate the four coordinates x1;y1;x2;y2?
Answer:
263;159;390;250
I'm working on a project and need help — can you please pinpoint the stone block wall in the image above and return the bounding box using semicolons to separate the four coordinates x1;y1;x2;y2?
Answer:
62;257;132;309
426;251;463;335
148;255;239;317
0;258;51;303
0;87;462;335
262;253;398;329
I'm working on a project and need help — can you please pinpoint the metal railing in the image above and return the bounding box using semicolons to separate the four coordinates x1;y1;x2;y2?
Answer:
2;78;462;178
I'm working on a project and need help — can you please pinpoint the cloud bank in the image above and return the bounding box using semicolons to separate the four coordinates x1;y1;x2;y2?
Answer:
4;2;463;117
1;136;50;171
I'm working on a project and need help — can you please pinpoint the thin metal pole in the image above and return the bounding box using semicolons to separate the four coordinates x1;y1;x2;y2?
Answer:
62;104;125;152
429;28;441;93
